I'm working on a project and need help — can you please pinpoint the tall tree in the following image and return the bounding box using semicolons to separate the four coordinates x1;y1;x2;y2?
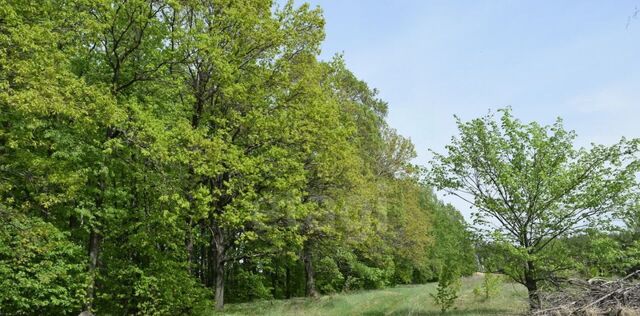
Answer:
75;0;177;311
171;0;326;309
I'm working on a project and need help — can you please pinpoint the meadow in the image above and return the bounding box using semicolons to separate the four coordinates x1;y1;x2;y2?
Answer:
215;275;529;316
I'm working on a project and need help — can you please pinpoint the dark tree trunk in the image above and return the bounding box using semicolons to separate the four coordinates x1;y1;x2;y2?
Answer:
302;242;318;298
199;222;206;283
271;260;278;298
186;221;194;274
207;233;216;287
84;229;102;312
285;265;292;299
69;214;79;230
524;261;541;310
214;254;225;310
213;228;226;310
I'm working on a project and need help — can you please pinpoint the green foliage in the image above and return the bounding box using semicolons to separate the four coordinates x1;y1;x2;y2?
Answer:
315;257;344;294
10;2;631;311
429;108;640;308
565;231;626;277
557;227;640;278
351;262;390;290
430;265;462;313
0;0;482;312
97;260;212;315
473;274;503;301
427;195;477;279
326;249;392;292
226;270;272;303
0;205;88;315
393;259;415;284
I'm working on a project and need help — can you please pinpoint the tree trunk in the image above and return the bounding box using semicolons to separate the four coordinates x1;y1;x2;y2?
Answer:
271;260;278;298
285;265;291;299
302;242;318;298
214;254;225;310
213;228;225;310
84;229;101;312
199;222;206;283
207;234;216;287
69;214;79;230
186;221;194;274
524;261;541;310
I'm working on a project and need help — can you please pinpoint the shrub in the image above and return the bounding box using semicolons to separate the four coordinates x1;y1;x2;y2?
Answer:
0;207;88;315
351;262;387;289
335;250;391;291
97;259;212;315
316;257;344;294
343;276;362;292
393;259;414;285
226;269;272;302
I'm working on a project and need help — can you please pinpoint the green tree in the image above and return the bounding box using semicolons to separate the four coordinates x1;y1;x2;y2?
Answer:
427;195;477;279
1;0;444;313
429;108;639;309
431;263;461;313
169;0;327;309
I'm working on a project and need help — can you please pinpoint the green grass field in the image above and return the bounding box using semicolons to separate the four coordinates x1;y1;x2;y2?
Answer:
214;275;529;316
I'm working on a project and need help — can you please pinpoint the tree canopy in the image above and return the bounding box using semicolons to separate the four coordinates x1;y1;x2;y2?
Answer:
0;0;475;314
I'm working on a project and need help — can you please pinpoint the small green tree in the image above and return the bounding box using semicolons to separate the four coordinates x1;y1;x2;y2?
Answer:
429;108;639;309
431;265;461;313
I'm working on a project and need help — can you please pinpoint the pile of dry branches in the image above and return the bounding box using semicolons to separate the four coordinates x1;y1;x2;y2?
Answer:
533;270;640;315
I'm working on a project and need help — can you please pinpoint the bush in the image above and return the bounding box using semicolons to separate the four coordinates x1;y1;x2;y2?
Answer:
343;276;361;292
132;266;212;315
334;250;392;291
226;269;272;302
315;257;344;294
0;207;88;315
393;259;414;285
351;262;388;290
96;258;212;315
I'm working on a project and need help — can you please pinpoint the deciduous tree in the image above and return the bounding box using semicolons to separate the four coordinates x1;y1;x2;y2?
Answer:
429;108;639;309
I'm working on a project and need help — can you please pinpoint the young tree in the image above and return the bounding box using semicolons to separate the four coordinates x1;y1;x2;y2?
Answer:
428;108;639;309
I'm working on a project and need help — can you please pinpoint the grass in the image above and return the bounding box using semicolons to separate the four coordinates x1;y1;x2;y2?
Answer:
213;274;529;316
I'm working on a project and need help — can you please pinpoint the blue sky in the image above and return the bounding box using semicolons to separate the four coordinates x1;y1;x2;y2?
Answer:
290;0;640;218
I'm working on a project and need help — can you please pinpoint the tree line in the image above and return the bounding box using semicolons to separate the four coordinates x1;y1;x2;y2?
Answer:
0;0;475;314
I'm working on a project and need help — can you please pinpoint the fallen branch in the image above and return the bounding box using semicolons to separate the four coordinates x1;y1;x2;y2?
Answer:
533;270;640;315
